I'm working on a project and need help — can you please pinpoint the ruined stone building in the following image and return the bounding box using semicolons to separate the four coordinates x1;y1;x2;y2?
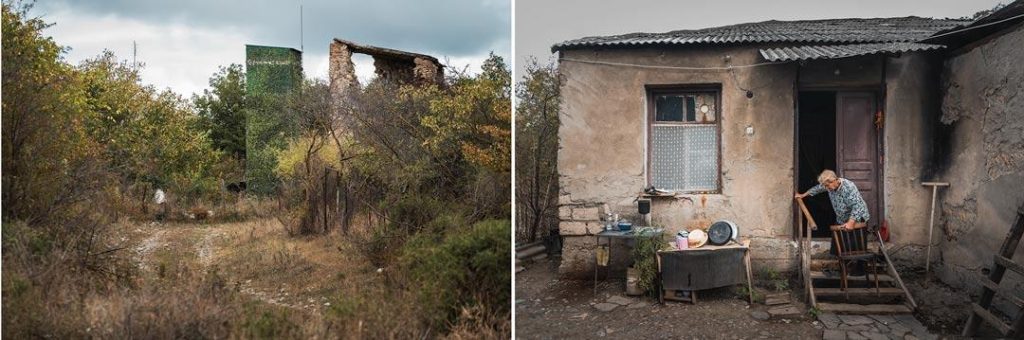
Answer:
552;1;1023;310
329;38;444;101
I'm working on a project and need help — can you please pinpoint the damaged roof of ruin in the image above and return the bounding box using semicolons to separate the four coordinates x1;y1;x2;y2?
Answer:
759;42;945;61
333;38;442;65
552;17;971;52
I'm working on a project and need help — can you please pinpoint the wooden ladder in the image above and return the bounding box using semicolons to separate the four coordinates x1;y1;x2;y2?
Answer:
796;197;917;314
962;203;1024;337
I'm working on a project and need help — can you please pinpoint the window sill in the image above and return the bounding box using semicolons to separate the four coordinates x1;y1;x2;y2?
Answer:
639;191;721;199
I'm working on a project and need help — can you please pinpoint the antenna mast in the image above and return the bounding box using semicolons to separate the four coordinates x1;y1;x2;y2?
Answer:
300;5;304;52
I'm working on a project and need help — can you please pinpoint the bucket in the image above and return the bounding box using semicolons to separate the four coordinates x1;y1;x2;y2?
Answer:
675;235;689;250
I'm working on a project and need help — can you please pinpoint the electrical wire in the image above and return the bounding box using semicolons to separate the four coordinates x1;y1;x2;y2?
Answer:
927;12;1024;40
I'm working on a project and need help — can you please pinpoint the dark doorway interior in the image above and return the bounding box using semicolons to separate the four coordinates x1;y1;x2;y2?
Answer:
798;91;837;238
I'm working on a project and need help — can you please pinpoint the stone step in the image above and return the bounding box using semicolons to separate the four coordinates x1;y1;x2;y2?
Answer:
817;302;913;314
813;287;904;297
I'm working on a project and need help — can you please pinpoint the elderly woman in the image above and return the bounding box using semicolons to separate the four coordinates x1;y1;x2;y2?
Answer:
795;169;870;231
796;170;872;276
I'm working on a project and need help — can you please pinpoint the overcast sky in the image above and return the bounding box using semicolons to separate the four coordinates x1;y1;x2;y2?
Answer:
35;0;510;97
515;0;1006;78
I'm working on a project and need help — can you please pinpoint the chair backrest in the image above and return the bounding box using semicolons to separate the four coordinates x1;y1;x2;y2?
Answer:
832;227;870;257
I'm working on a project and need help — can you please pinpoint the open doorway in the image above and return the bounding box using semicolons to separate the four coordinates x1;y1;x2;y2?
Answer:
798;91;837;238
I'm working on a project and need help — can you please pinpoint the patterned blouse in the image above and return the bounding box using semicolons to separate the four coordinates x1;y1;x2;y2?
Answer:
807;178;871;224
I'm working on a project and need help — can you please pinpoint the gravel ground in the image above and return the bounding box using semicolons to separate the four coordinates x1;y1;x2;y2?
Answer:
515;258;823;340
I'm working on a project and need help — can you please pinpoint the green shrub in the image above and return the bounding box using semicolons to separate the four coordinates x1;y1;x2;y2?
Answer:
632;231;667;295
387;194;446;233
240;303;297;339
400;219;510;330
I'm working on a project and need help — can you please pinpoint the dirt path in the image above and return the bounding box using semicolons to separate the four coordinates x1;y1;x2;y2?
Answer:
134;227;167;271
130;220;320;313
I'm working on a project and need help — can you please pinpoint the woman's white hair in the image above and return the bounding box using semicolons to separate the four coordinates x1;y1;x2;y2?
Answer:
817;169;838;185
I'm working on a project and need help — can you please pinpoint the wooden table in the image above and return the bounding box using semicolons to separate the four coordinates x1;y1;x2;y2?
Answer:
657;239;753;304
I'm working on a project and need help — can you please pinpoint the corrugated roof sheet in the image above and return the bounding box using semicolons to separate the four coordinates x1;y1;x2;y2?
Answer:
553;17;970;52
759;42;945;61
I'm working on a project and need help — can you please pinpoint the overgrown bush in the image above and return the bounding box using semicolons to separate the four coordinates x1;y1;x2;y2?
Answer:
400;219;510;331
632;231;667;295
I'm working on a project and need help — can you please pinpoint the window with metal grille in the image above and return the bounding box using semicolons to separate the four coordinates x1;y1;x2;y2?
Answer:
648;88;720;193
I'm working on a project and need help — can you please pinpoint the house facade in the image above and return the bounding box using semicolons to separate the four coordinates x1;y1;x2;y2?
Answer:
553;12;1023;285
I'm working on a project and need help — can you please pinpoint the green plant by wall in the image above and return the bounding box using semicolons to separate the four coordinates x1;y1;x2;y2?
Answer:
632;231;667;295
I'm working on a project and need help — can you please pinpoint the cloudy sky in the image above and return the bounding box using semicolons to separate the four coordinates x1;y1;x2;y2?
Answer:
515;0;1006;78
35;0;511;97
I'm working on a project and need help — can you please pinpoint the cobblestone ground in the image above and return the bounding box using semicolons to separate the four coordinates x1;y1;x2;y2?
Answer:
817;313;937;340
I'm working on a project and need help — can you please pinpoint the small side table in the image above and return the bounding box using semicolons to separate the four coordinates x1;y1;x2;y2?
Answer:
657;239;753;304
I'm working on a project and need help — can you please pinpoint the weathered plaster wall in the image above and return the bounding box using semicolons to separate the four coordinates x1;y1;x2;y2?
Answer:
881;53;945;265
557;47;946;278
933;26;1024;303
557;46;800;278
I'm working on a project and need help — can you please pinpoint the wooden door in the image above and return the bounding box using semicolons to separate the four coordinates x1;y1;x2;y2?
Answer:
836;92;881;228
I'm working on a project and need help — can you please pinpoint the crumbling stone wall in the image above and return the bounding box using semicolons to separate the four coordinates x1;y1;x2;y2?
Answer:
373;57;416;84
328;39;444;105
329;42;358;104
413;57;444;86
932;26;1024;307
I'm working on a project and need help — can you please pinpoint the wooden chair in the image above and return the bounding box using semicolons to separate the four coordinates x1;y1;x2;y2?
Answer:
830;224;880;299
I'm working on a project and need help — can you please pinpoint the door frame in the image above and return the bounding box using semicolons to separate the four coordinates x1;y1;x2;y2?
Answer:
793;85;886;240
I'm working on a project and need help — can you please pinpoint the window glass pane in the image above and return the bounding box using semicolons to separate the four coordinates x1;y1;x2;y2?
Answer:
651;125;719;191
683;125;718;190
686;96;696;122
655;95;684;121
651;125;686;190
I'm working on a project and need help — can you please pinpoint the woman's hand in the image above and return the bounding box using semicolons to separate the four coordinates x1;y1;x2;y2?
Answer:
794;192;807;199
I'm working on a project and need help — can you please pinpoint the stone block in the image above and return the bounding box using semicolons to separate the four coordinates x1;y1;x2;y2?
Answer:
560;221;602;236
559;206;573;219
559;194;573;205
572;207;600;221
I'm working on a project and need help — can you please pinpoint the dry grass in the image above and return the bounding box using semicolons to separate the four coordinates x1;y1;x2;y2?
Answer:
4;197;507;339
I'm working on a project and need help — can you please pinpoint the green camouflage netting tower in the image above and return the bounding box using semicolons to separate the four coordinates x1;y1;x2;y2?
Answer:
245;45;302;195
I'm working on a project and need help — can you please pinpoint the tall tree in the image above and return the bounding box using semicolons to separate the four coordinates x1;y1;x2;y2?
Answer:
194;64;247;160
1;2;96;223
515;59;561;242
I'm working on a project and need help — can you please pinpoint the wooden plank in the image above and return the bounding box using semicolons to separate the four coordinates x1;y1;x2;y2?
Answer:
813;287;904;297
516;245;546;259
994;255;1024;275
817;303;912;314
796;198;817;229
970;303;1013;335
976;276;1024;308
811;271;895;282
876;231;918;310
515;240;544;251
